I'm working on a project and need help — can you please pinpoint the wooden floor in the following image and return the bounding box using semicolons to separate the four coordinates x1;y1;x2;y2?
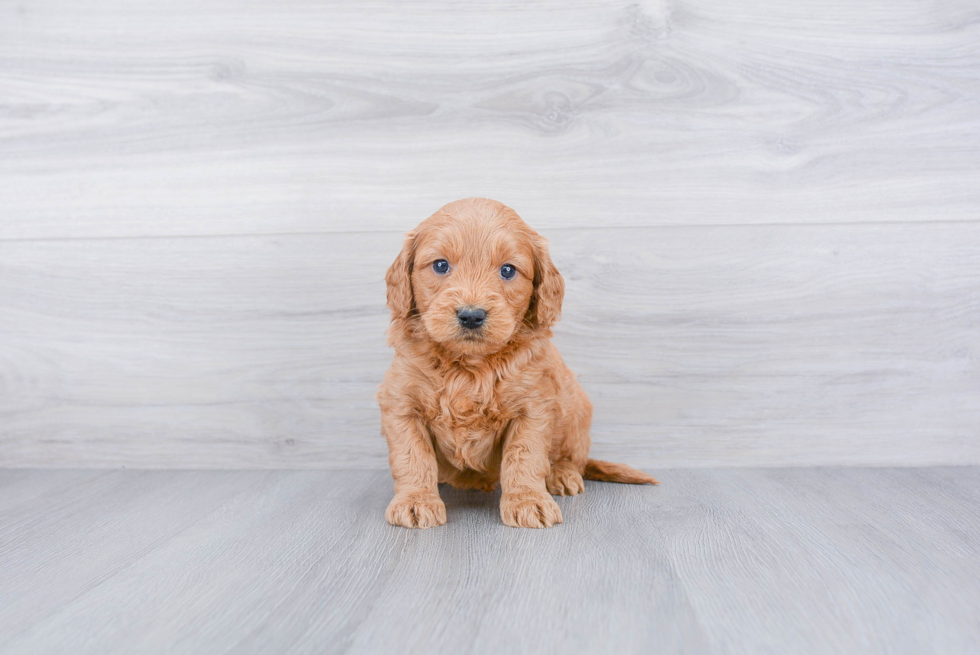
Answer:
2;468;978;654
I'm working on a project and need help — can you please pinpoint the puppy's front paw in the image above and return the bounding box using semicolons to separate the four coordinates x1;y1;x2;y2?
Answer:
500;492;563;528
386;491;447;529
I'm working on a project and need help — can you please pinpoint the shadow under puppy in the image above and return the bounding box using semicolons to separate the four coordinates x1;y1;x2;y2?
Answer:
378;198;657;529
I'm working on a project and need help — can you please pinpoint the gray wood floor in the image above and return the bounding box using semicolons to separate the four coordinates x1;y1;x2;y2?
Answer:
2;467;978;654
2;0;979;469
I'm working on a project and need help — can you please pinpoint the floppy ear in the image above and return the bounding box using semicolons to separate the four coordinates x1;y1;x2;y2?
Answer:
527;236;565;330
385;232;416;321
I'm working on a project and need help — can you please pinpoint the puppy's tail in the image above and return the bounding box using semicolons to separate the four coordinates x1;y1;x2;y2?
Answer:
584;459;659;485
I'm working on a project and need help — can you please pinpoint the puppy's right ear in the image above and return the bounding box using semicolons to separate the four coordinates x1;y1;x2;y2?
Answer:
385;232;416;321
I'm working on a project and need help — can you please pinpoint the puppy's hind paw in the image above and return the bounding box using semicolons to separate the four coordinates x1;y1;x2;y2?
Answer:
500;492;563;528
386;491;447;529
547;464;585;496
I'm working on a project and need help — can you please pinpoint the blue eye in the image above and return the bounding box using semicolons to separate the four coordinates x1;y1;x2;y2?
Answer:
432;259;450;275
500;264;517;280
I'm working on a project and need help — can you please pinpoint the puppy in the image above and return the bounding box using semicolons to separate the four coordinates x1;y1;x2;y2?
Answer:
378;198;657;529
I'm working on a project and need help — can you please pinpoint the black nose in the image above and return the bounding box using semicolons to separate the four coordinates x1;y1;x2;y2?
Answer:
457;307;487;330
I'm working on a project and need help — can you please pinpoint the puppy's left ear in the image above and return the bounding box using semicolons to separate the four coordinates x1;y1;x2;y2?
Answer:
528;236;565;330
385;232;417;322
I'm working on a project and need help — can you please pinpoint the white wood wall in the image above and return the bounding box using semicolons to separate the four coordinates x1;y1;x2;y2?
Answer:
1;0;978;468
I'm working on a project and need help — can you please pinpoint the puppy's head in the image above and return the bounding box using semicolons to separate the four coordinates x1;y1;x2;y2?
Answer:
385;198;564;355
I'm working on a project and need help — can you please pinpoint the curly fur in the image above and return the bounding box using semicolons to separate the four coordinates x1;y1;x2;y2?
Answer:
377;198;657;529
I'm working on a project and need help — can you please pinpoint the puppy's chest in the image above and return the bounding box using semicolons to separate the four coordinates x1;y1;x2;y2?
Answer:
426;372;517;471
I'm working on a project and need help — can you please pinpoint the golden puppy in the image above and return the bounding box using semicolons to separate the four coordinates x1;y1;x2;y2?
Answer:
378;198;657;529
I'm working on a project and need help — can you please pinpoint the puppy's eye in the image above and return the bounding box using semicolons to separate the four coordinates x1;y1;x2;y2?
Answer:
499;264;517;280
432;259;450;275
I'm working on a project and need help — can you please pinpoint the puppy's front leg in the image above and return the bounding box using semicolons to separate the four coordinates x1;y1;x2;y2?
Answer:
382;410;446;529
500;416;563;528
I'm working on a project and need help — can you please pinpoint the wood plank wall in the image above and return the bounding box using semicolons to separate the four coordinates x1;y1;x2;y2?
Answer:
1;0;978;468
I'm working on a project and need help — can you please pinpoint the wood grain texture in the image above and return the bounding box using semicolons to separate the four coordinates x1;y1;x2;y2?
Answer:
2;223;977;468
0;470;269;640
0;0;979;239
1;0;979;468
1;468;978;654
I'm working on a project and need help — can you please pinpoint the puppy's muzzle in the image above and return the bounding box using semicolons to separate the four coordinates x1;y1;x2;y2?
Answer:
456;307;487;330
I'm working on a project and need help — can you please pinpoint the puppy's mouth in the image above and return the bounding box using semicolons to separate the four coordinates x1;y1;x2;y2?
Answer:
453;326;499;351
419;305;513;353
